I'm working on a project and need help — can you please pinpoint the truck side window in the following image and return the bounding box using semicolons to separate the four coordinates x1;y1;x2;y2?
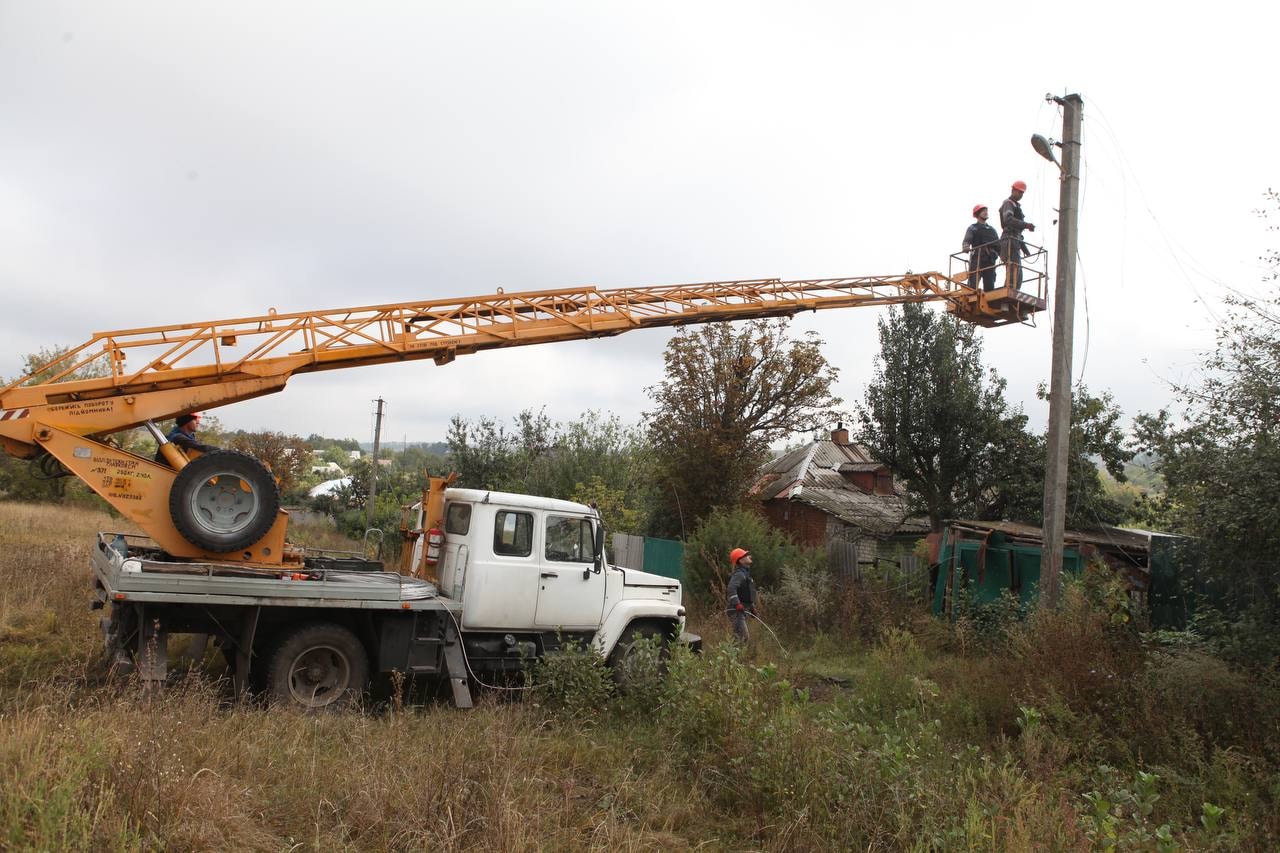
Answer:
445;503;471;535
545;515;592;563
493;510;533;557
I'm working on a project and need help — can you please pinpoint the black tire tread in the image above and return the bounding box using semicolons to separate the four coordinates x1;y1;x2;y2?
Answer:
168;450;280;552
265;622;368;711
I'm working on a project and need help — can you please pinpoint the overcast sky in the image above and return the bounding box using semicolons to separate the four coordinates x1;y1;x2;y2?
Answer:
2;2;1275;446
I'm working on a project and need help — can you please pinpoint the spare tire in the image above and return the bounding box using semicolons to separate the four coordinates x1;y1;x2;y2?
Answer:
169;450;279;552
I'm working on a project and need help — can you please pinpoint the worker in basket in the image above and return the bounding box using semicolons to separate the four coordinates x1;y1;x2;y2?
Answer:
999;180;1036;289
963;203;1000;292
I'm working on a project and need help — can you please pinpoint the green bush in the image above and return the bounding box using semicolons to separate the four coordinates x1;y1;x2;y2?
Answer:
681;507;800;603
768;549;836;635
529;640;614;720
611;634;669;717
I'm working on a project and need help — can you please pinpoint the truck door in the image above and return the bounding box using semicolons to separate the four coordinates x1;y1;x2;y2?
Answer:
460;507;540;629
535;514;606;629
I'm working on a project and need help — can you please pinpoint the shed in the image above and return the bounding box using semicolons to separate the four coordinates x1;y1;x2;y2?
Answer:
932;519;1161;619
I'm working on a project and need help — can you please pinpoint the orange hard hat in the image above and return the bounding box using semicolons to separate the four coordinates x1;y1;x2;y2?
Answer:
972;204;987;216
729;547;750;565
1011;180;1027;192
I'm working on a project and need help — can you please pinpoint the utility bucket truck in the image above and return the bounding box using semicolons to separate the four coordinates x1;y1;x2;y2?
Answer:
2;262;1045;709
92;475;689;710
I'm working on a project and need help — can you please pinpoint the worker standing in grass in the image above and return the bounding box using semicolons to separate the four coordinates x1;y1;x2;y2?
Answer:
963;204;1001;291
999;180;1036;289
726;548;757;643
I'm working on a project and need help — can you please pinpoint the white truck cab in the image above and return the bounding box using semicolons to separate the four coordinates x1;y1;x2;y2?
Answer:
413;488;688;661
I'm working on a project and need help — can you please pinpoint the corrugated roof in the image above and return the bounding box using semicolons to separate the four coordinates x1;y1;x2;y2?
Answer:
947;519;1152;551
753;438;929;536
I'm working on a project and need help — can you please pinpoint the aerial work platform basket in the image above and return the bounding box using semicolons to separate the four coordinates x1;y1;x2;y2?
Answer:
945;244;1048;327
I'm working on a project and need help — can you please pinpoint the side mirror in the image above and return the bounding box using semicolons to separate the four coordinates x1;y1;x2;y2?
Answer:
587;522;605;578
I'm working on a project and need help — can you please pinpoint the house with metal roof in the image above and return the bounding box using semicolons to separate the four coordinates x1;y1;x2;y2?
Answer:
751;425;929;568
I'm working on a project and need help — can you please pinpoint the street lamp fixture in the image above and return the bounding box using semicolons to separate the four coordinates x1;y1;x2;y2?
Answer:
1031;133;1060;168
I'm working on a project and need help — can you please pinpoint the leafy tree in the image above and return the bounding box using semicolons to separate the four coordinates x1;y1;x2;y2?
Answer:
446;409;650;527
994;384;1131;529
1135;194;1280;616
445;412;534;492
644;319;842;538
16;345;111;385
856;303;1020;531
681;506;802;603
1;345;112;503
227;430;313;496
572;476;644;535
857;305;1131;532
305;434;361;453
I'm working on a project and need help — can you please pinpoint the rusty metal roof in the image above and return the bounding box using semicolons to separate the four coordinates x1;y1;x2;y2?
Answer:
753;438;929;536
947;519;1151;552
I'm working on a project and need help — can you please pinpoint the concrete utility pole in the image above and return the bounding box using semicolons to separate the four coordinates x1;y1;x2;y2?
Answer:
366;397;385;528
1038;93;1083;609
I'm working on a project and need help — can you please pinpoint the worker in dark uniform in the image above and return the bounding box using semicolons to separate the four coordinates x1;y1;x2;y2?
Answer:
999;180;1036;289
725;547;757;643
963;204;1001;291
155;413;217;465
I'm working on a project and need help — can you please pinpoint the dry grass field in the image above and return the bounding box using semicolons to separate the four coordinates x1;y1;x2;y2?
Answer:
1;501;1277;851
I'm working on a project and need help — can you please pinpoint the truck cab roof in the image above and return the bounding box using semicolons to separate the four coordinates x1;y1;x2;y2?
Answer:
444;488;596;516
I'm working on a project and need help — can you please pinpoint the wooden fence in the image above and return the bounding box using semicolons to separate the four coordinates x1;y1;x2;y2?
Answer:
828;539;930;597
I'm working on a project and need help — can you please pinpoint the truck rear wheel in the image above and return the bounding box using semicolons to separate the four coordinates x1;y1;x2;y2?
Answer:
169;450;279;552
266;623;368;710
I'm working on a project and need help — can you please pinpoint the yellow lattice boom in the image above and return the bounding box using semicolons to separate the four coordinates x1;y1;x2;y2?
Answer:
1;270;1044;447
0;268;1043;564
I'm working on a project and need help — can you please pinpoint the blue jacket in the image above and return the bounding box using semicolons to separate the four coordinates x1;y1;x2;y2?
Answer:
155;425;216;463
727;565;756;611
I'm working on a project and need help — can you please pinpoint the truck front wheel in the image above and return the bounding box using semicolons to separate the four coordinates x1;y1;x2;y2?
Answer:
608;621;673;692
266;623;368;710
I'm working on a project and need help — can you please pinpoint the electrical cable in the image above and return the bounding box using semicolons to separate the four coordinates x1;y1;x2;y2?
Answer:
419;590;535;693
1076;247;1091;381
1086;98;1224;324
745;610;790;657
1075;144;1092;382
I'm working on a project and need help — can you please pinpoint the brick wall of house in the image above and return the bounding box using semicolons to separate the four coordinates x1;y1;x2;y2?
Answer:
761;499;830;548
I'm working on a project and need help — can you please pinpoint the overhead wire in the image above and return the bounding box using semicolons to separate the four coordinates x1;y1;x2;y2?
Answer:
1076;135;1091;383
1085;97;1224;325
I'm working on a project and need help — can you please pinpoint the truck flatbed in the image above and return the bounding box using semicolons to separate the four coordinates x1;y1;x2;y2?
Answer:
92;532;460;613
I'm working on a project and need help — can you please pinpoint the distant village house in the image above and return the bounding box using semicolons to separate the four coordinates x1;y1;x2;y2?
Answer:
751;425;928;571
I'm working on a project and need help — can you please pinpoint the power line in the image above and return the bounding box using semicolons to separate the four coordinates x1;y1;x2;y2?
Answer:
1085;97;1225;325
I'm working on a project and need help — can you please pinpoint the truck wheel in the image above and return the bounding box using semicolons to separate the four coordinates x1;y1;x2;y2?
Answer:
609;621;672;692
169;451;279;552
266;623;368;711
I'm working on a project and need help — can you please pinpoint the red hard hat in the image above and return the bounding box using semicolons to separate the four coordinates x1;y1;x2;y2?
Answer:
729;547;750;565
1011;180;1027;192
972;204;987;216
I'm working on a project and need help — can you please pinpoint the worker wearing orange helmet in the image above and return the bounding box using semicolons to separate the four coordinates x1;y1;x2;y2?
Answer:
726;547;757;643
962;204;1000;291
999;180;1036;289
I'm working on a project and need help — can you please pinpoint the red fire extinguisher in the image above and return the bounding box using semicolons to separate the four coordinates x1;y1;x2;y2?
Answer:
425;527;444;566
